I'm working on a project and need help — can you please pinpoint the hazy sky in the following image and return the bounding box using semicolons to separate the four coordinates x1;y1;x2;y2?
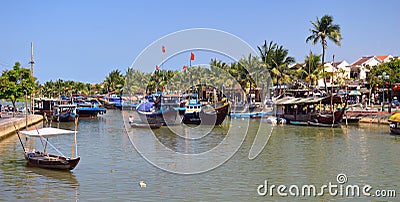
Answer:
0;0;398;83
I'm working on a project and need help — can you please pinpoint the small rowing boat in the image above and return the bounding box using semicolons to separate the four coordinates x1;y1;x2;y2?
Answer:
17;127;80;170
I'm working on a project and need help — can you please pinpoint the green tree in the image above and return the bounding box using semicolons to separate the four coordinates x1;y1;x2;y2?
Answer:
303;50;322;86
270;45;295;94
258;40;276;69
368;58;400;88
0;62;36;115
103;69;125;95
306;14;342;92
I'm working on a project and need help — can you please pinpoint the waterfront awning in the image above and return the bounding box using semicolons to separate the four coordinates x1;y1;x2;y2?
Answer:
20;128;77;137
274;95;342;105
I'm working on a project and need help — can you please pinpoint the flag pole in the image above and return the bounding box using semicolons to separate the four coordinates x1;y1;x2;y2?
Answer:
162;46;165;93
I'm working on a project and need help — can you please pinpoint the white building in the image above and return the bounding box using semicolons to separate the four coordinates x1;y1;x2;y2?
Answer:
348;56;393;81
317;60;350;88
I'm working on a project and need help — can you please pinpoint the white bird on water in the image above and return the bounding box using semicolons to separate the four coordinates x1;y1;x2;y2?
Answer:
139;181;147;188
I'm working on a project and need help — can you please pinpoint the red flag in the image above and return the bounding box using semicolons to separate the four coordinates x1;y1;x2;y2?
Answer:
183;65;187;71
190;52;195;60
162;46;166;53
156;65;159;71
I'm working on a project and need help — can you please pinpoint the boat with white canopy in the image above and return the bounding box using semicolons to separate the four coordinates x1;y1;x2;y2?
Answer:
17;127;80;170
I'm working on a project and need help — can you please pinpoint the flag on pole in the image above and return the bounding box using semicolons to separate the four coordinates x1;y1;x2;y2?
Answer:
162;46;166;53
190;52;195;60
156;65;159;71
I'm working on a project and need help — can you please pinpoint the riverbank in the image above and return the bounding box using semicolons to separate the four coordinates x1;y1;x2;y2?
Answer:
0;114;43;140
345;108;395;125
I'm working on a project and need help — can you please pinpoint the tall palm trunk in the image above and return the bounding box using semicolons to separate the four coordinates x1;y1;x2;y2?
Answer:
321;39;328;93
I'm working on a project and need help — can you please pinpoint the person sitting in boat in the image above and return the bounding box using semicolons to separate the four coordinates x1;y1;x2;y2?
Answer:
153;97;161;110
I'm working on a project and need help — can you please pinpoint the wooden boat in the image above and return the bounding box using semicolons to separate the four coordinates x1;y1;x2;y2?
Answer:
274;95;346;127
183;100;229;125
99;95;123;109
388;113;400;135
182;103;202;124
230;111;271;119
77;107;106;117
136;100;178;125
182;94;230;125
34;98;59;115
201;101;230;125
53;104;77;122
130;121;162;129
17;127;80;170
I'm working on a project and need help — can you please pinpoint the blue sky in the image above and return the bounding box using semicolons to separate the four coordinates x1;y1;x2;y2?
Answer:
0;0;399;84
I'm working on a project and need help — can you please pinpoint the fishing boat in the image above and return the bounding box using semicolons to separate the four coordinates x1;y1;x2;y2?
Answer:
99;94;123;109
182;103;202;124
77;107;106;117
200;100;230;125
75;100;106;117
34;98;59;115
274;95;347;127
230;111;271;119
53;104;77;122
388;113;400;135
17;127;80;170
130;121;162;129
183;98;230;125
136;98;178;125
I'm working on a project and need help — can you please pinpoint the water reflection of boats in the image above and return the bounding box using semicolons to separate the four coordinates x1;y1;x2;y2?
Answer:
26;166;79;185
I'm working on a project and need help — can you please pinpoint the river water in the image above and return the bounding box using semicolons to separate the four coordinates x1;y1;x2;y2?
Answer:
0;110;399;201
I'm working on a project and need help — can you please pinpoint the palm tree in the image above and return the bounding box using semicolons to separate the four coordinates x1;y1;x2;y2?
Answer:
270;45;295;94
304;50;322;86
258;40;276;68
103;70;125;95
306;14;342;92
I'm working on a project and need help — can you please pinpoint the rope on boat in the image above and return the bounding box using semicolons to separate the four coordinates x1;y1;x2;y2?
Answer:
40;136;66;157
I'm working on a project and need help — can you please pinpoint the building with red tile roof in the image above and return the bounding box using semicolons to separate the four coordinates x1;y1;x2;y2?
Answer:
349;56;381;81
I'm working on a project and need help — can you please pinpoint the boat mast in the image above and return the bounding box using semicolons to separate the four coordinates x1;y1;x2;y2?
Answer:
331;54;335;127
30;42;35;114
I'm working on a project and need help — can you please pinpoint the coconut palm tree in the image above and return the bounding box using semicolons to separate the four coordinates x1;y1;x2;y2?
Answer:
103;70;125;95
270;45;295;94
303;50;322;86
258;40;276;68
306;14;342;92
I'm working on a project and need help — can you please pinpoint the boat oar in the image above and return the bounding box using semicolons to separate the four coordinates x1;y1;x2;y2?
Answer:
13;125;26;152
